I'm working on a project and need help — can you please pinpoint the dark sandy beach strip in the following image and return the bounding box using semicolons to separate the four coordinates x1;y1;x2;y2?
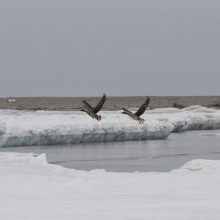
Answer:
1;96;220;111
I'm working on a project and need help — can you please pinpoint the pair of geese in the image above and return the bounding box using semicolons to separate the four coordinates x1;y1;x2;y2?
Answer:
81;94;150;124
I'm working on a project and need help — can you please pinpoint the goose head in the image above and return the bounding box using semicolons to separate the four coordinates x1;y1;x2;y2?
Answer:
139;118;145;124
95;115;102;121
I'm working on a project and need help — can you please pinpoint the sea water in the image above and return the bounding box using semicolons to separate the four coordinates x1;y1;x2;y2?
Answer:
1;129;220;172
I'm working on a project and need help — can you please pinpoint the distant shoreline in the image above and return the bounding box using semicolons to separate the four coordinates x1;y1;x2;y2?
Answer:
1;96;220;111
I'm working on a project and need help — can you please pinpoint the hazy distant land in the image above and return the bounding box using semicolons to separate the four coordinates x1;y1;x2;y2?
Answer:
1;96;220;111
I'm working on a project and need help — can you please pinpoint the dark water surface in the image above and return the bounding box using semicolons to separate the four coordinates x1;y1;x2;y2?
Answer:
1;130;220;172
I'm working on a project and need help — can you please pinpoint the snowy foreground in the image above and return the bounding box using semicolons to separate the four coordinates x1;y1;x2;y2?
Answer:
0;105;220;146
0;152;220;220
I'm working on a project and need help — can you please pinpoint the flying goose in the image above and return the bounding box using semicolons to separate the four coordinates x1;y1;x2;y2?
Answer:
122;96;150;124
81;94;106;121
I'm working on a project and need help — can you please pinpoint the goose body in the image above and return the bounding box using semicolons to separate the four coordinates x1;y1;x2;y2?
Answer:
81;94;106;121
122;97;150;124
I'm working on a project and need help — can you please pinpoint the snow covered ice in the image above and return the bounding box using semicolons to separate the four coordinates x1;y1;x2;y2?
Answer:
0;152;220;220
0;105;220;147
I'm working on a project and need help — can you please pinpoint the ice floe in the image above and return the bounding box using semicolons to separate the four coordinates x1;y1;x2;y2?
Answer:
0;105;219;146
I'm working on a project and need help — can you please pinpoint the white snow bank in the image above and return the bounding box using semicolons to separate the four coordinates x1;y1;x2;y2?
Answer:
172;159;220;173
0;110;172;147
0;152;220;220
0;105;220;147
147;105;220;132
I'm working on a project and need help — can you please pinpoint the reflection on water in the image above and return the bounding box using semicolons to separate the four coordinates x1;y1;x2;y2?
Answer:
1;130;220;172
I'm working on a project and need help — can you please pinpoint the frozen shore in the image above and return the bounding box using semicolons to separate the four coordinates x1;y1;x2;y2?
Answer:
1;96;220;111
0;152;220;220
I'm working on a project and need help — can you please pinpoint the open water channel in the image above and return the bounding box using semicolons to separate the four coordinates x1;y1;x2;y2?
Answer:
1;130;220;172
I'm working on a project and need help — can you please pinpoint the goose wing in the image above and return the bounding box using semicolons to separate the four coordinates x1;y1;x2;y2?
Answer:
93;94;106;113
82;100;93;111
134;96;150;116
122;108;134;117
81;108;95;118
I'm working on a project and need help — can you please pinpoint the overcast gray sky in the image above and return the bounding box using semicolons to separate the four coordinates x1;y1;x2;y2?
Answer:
0;0;220;97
